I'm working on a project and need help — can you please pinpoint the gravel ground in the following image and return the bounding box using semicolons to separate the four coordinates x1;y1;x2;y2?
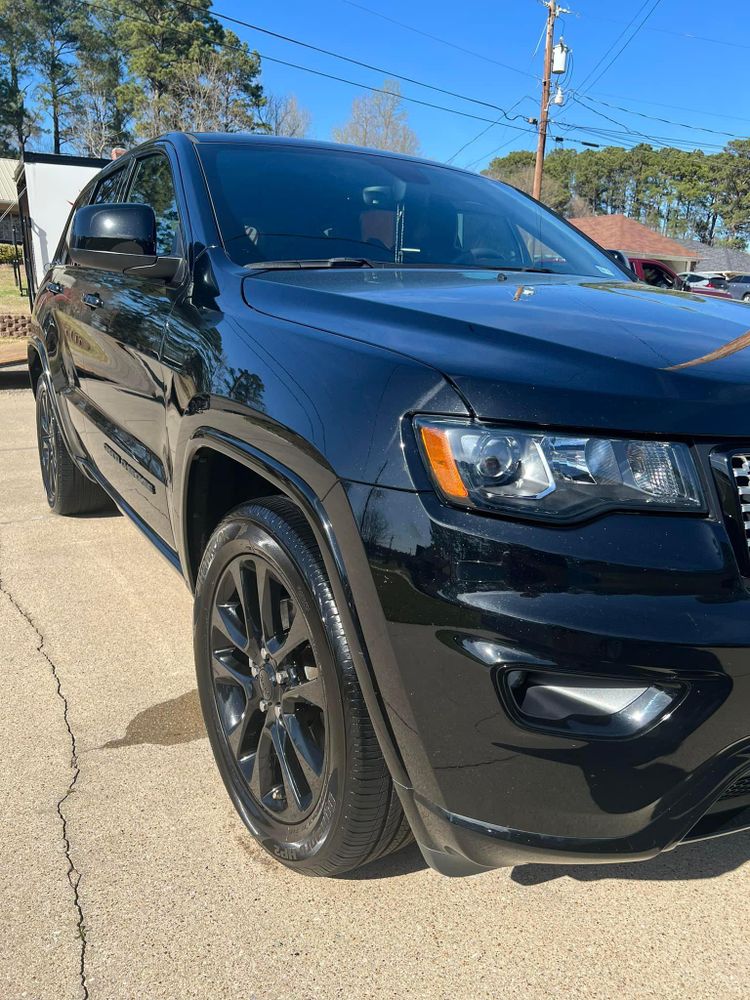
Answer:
1;378;749;1000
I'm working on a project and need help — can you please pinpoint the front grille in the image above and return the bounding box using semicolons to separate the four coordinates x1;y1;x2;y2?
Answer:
718;773;750;802
729;454;750;558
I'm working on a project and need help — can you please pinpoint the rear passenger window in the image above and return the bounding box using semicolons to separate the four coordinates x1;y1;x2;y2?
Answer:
92;165;129;204
125;155;182;257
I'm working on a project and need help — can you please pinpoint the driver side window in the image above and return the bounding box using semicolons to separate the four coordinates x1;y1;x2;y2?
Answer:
124;155;183;257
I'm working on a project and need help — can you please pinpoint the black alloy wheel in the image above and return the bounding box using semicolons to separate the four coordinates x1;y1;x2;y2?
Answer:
37;381;58;507
210;551;326;823
194;498;412;875
34;378;108;516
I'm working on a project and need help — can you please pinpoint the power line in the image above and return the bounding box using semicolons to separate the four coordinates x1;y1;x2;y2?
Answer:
259;55;540;133
72;0;540;135
569;0;663;100
576;93;741;141
144;0;750;152
446;97;531;164
576;5;750;53
463;133;527;171
592;92;750;127
340;0;539;80
578;0;664;95
69;0;741;163
553;0;665;141
555;119;728;152
341;0;750;132
94;0;533;126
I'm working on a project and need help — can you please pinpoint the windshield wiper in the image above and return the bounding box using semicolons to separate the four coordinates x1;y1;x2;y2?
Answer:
247;257;375;271
493;266;556;274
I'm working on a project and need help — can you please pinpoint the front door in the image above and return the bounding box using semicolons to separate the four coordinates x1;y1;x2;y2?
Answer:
73;152;186;549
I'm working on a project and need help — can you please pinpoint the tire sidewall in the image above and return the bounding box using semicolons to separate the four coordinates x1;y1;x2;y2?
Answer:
35;379;58;511
194;509;352;872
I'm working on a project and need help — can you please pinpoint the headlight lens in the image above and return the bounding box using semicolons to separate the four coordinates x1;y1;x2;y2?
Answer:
415;418;705;520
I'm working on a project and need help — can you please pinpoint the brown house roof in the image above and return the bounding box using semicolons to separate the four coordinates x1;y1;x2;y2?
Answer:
568;214;698;262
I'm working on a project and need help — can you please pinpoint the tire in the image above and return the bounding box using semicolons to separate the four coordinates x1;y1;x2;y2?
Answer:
743;293;750;302
194;497;412;876
35;379;109;516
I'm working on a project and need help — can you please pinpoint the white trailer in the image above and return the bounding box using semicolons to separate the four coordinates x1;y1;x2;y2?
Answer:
15;152;108;298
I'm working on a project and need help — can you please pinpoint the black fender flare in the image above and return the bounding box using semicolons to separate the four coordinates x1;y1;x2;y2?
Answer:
179;428;435;845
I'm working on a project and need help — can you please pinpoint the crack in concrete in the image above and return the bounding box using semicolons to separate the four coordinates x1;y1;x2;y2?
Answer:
0;576;89;1000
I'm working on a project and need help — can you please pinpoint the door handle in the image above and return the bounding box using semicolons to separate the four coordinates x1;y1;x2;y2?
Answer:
82;292;103;309
46;281;64;295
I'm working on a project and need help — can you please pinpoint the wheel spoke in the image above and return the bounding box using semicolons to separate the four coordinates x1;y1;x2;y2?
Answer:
254;558;276;646
226;703;254;761
282;673;324;710
212;600;249;655
247;718;275;803
266;611;307;664
282;712;324;790
211;648;255;700
229;561;262;662
270;717;307;814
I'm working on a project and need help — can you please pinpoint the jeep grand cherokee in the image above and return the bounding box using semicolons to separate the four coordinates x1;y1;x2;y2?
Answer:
29;133;750;876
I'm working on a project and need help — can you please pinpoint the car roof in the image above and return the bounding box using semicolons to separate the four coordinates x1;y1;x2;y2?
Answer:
181;130;461;172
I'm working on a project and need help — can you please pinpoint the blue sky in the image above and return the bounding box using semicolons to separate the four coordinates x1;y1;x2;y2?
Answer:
217;0;747;169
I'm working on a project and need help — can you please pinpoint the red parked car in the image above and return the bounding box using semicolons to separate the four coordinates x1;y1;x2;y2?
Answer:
627;256;732;299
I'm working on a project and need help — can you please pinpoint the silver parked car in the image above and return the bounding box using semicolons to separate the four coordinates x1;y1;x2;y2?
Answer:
726;274;750;302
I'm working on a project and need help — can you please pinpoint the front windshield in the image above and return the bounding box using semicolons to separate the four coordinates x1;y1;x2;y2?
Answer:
198;142;625;278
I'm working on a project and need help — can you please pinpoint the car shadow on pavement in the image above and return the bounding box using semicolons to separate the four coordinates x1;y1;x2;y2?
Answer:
0;368;30;390
511;829;750;885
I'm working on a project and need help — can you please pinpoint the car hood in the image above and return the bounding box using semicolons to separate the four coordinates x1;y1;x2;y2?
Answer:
243;268;750;437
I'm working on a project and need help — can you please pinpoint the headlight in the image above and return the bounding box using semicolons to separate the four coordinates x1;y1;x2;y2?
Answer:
414;418;705;521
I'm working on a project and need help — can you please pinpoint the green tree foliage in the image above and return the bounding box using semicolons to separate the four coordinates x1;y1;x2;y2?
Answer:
70;3;132;154
716;140;750;245
0;0;39;153
32;0;86;153
111;0;224;138
483;142;750;246
0;0;264;154
482;150;568;213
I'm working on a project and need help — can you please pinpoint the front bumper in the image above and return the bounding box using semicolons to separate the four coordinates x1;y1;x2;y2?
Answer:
344;482;750;874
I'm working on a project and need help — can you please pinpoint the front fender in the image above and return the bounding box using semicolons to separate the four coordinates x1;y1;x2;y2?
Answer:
176;427;447;856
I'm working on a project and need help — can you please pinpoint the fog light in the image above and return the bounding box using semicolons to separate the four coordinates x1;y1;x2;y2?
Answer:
504;669;678;738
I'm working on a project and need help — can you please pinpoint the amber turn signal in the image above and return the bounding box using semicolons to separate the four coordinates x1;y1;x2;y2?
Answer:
419;424;468;499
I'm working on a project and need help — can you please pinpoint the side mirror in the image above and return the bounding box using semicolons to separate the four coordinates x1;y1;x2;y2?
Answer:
69;203;181;280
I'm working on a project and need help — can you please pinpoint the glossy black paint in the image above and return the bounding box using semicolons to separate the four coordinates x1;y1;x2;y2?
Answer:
30;132;750;875
71;202;157;255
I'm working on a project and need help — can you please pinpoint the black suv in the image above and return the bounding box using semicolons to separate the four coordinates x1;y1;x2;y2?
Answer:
29;133;750;877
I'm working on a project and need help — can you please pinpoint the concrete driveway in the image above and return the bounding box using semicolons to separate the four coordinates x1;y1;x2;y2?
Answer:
1;376;748;1000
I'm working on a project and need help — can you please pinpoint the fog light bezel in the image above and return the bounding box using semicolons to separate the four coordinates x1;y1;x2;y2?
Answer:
495;666;684;740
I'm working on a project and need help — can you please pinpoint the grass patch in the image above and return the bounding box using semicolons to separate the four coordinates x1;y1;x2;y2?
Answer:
0;264;31;316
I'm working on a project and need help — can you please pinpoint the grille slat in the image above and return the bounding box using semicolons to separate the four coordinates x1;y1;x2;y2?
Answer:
719;774;750;802
729;454;750;553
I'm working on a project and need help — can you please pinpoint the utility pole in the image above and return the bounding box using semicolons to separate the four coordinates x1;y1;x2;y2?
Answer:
532;0;558;201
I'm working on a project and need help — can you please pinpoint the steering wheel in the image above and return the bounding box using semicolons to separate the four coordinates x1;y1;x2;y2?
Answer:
454;247;519;268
